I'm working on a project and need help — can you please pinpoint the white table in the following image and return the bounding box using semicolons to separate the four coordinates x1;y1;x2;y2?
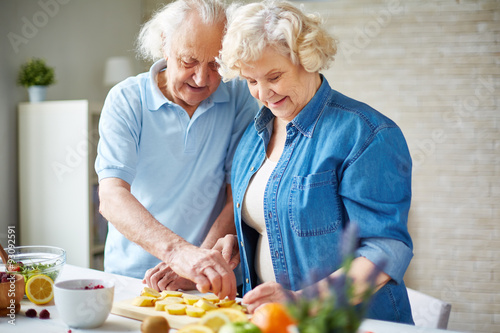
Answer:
1;265;461;333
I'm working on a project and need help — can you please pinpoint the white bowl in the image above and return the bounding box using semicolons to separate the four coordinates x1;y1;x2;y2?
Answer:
54;279;114;329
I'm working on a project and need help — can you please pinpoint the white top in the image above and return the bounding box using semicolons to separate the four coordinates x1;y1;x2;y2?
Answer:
241;157;278;284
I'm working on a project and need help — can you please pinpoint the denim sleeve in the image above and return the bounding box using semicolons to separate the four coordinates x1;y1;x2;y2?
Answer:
224;80;259;184
95;80;142;185
356;238;412;284
339;126;413;283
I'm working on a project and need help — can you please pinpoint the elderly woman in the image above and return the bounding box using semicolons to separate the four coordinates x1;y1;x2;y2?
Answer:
215;0;414;323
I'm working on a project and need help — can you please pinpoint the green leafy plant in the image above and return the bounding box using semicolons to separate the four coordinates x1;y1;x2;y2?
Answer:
17;58;56;87
286;223;384;333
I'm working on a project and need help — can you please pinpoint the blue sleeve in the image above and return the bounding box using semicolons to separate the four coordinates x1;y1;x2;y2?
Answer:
224;80;259;184
339;126;413;283
94;79;142;185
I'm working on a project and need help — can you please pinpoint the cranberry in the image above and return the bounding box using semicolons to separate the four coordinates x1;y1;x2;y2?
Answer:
39;309;50;319
25;309;37;318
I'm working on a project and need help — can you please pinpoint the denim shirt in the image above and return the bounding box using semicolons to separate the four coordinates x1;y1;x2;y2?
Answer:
232;76;414;323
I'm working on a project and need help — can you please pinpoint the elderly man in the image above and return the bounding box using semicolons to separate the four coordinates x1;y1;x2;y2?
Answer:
95;0;257;300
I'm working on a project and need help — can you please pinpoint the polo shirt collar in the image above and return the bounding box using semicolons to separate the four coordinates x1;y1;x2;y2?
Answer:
254;74;331;138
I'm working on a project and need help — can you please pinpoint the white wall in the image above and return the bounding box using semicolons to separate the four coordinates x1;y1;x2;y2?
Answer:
0;0;143;246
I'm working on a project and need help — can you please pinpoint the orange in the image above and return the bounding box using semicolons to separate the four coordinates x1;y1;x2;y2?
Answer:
250;303;296;333
25;274;54;305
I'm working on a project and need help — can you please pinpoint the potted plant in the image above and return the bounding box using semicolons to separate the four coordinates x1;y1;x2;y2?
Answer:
18;58;56;103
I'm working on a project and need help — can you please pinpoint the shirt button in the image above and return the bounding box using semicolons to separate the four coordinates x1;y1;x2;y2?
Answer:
246;278;249;284
250;166;255;171
275;251;279;258
240;241;244;247
236;203;240;208
268;212;272;218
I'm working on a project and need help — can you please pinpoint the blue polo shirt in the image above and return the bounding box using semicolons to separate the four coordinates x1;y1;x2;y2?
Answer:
95;59;258;278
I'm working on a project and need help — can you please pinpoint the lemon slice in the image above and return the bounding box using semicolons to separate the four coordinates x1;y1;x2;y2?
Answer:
25;274;54;305
198;311;231;332
178;324;215;333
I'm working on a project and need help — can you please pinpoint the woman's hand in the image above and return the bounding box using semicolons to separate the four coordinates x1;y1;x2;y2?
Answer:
142;262;196;291
242;281;296;313
212;234;240;270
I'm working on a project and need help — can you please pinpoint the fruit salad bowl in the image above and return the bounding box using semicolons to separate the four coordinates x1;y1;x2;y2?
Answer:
2;246;66;283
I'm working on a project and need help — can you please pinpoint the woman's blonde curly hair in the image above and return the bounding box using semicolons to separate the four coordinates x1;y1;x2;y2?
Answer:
218;0;337;81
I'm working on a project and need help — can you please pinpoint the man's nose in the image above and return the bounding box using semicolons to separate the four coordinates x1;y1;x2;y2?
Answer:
192;64;209;86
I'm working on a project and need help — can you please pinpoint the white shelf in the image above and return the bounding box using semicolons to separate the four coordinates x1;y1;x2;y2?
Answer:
18;100;105;269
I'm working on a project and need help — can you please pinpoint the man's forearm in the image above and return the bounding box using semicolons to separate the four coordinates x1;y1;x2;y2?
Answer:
200;185;235;249
98;177;188;262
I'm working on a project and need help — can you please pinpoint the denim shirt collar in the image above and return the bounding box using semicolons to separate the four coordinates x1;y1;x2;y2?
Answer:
146;59;230;112
254;74;332;138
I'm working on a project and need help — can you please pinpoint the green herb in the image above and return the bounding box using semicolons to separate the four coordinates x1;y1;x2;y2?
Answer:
285;223;382;333
17;58;56;88
8;261;60;282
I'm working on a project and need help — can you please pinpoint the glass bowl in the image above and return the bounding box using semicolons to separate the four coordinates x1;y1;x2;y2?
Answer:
2;246;66;282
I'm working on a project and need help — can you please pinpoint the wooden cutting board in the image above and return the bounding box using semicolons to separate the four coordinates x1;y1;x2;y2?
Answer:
112;298;199;329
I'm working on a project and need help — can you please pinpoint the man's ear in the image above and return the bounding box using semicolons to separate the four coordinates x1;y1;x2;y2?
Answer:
161;32;168;60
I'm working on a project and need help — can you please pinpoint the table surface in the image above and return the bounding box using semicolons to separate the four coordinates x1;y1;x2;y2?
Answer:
1;264;462;333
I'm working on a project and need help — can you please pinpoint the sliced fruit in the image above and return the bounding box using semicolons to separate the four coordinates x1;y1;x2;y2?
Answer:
198;311;231;332
155;299;172;311
186;305;206;318
132;296;157;307
161;296;185;304
230;303;248;313
165;303;187;315
178;324;215;333
194;299;218;311
202;294;220;303
212;308;249;323
25;274;54;305
217;299;236;308
160;290;183;298
141;287;161;298
183;294;201;305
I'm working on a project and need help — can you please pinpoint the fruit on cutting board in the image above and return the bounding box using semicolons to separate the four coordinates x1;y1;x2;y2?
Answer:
195;299;218;311
132;296;157;307
133;287;248;318
141;287;161;298
141;315;170;333
165;303;187;315
186;305;206;318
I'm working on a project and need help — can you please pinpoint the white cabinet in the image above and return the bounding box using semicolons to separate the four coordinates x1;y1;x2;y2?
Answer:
18;100;106;269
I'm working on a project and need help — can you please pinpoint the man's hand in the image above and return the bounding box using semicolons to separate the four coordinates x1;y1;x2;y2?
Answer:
143;262;196;291
213;234;240;270
165;243;237;300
